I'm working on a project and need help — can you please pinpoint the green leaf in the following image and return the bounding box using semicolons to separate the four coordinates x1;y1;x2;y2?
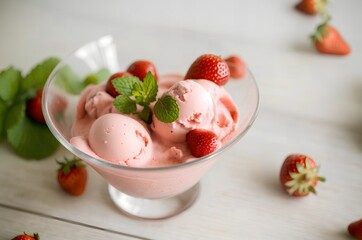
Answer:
55;65;84;95
139;105;151;123
142;72;158;104
112;76;140;95
7;116;59;159
113;95;137;114
0;99;7;139
0;66;22;101
154;95;179;123
4;101;25;131
83;68;111;86
22;57;60;91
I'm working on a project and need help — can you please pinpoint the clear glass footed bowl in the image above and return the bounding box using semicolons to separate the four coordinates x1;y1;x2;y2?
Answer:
43;27;260;220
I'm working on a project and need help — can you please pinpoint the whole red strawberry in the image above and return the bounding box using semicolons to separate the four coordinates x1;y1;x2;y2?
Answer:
280;154;325;197
311;22;350;55
26;89;46;124
185;54;230;86
186;129;220;157
57;157;87;196
105;71;133;97
126;60;158;81
12;233;39;240
295;0;328;15
348;219;362;239
224;55;246;79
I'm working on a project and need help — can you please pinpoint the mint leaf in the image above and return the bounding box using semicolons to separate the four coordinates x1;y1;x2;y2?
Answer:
0;66;22;101
22;57;60;91
139;105;151;123
112;76;141;95
7;116;59;159
154;95;179;123
0;99;7;139
114;95;137;114
142;72;158;104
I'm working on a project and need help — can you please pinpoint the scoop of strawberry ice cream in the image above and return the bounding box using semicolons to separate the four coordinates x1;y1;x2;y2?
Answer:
151;80;215;143
87;113;153;167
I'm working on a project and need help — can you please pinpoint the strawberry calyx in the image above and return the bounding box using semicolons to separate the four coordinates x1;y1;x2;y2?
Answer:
32;233;40;240
284;158;326;195
57;157;85;174
311;19;330;43
315;0;328;16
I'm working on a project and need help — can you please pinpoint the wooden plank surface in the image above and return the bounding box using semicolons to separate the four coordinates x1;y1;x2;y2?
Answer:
0;206;147;240
0;0;362;239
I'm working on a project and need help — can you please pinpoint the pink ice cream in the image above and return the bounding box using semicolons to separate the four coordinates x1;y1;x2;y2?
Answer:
69;75;238;168
152;78;238;144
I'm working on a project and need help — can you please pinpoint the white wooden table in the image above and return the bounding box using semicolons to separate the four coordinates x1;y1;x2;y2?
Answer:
1;0;361;239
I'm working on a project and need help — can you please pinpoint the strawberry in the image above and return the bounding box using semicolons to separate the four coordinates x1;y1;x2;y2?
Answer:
126;60;158;81
26;89;46;124
57;157;87;196
280;154;325;197
186;129;220;157
105;71;133;97
295;0;328;15
311;22;351;55
12;233;39;240
348;219;362;239
225;55;246;79
185;54;230;86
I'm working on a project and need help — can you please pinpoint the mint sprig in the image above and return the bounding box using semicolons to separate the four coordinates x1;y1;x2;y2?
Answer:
0;57;61;159
112;72;159;123
112;72;179;123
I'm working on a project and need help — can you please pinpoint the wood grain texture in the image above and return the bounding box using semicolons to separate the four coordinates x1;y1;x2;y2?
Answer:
0;206;147;240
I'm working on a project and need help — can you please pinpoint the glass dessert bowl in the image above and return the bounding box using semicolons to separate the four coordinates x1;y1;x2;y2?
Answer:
43;28;259;220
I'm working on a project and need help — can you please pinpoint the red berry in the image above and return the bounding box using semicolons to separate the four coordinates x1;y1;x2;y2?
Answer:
12;233;39;240
57;157;88;196
295;0;318;15
348;219;362;239
105;72;133;97
26;89;46;124
126;60;158;81
280;154;326;197
312;24;350;56
185;54;230;86
186;129;220;157
224;55;246;79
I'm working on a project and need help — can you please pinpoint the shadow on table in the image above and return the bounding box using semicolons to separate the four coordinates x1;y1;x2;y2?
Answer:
290;42;320;55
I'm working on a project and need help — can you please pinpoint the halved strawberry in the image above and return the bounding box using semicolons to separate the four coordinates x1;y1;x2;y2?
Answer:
57;157;87;196
105;72;133;97
185;54;230;86
12;233;39;240
186;129;220;157
348;219;362;239
126;60;158;81
280;154;325;197
26;89;46;124
311;22;350;55
225;55;246;79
